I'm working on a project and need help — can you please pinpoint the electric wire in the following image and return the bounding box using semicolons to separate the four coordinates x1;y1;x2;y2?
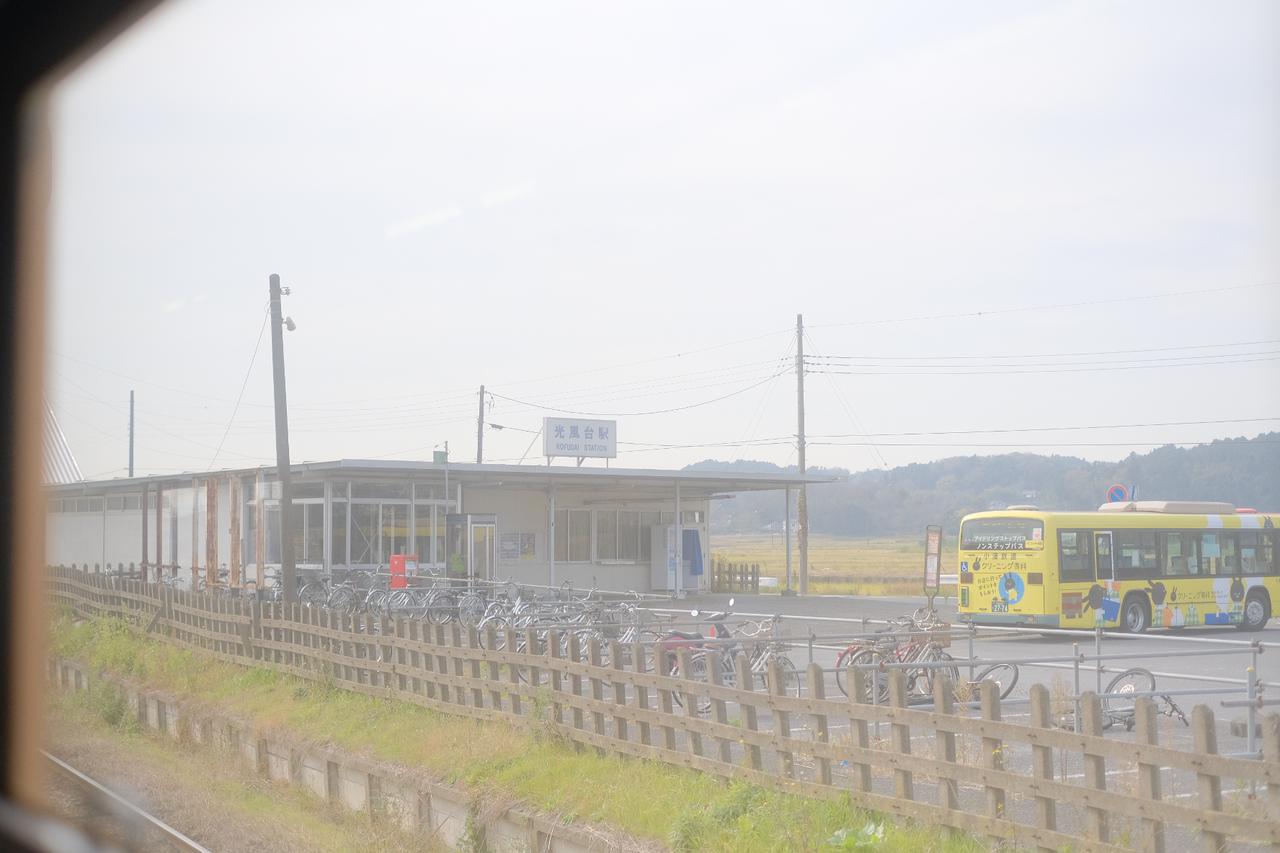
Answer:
808;282;1280;329
488;372;788;417
208;303;271;469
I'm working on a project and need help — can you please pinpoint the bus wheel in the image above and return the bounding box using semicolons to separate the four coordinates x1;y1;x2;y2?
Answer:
1237;592;1270;632
1121;595;1150;634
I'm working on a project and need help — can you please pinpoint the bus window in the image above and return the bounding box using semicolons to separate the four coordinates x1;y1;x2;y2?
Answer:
1265;533;1279;576
1159;532;1199;576
1239;533;1262;574
960;517;1044;551
1059;530;1093;582
1094;532;1114;580
1199;533;1226;575
1220;534;1240;575
1114;530;1158;579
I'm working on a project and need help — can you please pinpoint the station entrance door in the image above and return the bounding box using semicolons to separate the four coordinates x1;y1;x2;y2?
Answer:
446;513;497;585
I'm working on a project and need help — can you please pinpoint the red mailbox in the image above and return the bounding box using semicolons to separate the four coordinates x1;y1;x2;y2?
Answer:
389;554;418;589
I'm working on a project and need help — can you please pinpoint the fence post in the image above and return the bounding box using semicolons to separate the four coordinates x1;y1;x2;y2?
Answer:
632;638;652;747
979;680;1007;841
1133;697;1166;853
608;639;629;752
1072;642;1082;734
847;669;873;793
886;670;912;800
567;633;585;750
506;627;522;715
484;626;502;711
466;627;484;708
676;649;704;759
735;652;762;771
706;650;732;767
768;657;794;779
1262;713;1280;817
932;675;959;824
657;644;677;754
434;623;451;704
1080;691;1108;843
546;629;563;726
587;638;606;757
1027;683;1058;852
1191;704;1226;853
807;662;831;786
523;627;541;707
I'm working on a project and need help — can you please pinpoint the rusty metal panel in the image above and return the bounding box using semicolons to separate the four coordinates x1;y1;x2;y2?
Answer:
255;469;266;586
191;478;199;589
205;479;218;589
228;476;242;588
155;484;164;576
140;484;149;582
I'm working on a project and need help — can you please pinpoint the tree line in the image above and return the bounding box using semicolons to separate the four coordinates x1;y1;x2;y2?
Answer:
692;432;1280;537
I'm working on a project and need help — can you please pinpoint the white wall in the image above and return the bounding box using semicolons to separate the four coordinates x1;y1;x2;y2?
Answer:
463;486;709;593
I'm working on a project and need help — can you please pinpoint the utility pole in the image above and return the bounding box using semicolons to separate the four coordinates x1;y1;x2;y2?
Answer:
128;390;134;478
476;385;485;463
269;274;297;602
795;313;809;595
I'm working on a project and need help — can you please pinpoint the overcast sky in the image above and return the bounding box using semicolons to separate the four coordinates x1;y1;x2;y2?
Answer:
44;0;1280;481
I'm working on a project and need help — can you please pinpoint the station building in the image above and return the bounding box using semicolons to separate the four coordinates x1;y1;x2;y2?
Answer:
44;459;816;595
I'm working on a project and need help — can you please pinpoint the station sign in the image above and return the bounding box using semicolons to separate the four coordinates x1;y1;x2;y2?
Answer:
543;418;617;459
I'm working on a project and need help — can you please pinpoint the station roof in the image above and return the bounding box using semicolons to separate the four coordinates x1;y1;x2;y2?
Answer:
44;459;832;502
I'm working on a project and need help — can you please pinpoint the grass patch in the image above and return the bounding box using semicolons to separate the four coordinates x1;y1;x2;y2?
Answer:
53;614;978;851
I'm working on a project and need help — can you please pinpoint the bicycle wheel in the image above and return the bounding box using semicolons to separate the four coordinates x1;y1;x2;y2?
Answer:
1103;667;1156;726
669;652;712;715
763;654;801;697
298;582;328;608
920;650;959;698
327;585;357;613
457;593;485;628
837;648;888;703
973;663;1019;700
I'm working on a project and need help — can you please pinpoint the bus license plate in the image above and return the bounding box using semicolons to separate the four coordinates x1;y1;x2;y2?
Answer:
990;602;1009;613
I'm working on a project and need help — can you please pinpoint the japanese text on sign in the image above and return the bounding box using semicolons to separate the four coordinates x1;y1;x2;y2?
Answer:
543;418;618;459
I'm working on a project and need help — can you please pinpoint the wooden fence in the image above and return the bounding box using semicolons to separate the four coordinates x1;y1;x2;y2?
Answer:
48;566;1280;852
710;560;760;594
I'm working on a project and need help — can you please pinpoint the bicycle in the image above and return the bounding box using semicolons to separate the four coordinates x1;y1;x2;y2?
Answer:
1100;667;1189;731
835;613;956;703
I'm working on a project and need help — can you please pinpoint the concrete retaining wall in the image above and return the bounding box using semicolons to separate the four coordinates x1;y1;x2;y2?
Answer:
48;657;640;853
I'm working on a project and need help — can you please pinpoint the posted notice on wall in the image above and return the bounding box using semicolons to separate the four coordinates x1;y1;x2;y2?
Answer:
499;533;537;561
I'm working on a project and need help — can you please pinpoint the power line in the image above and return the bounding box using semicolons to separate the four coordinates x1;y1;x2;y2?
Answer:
802;348;1280;370
807;354;1280;377
807;338;1280;362
803;329;889;469
808;282;1280;329
488;372;788;417
808;416;1280;439
809;439;1280;448
208;304;271;469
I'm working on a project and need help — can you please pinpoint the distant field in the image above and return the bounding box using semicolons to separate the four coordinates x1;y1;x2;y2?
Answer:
710;533;958;596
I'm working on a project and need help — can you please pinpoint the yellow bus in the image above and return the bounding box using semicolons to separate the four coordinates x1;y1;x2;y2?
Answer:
957;502;1277;633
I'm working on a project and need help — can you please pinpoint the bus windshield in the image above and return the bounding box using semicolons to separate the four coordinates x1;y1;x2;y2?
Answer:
960;517;1044;552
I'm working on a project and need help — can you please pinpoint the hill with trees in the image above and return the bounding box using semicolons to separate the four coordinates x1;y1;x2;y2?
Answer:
693;432;1280;536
